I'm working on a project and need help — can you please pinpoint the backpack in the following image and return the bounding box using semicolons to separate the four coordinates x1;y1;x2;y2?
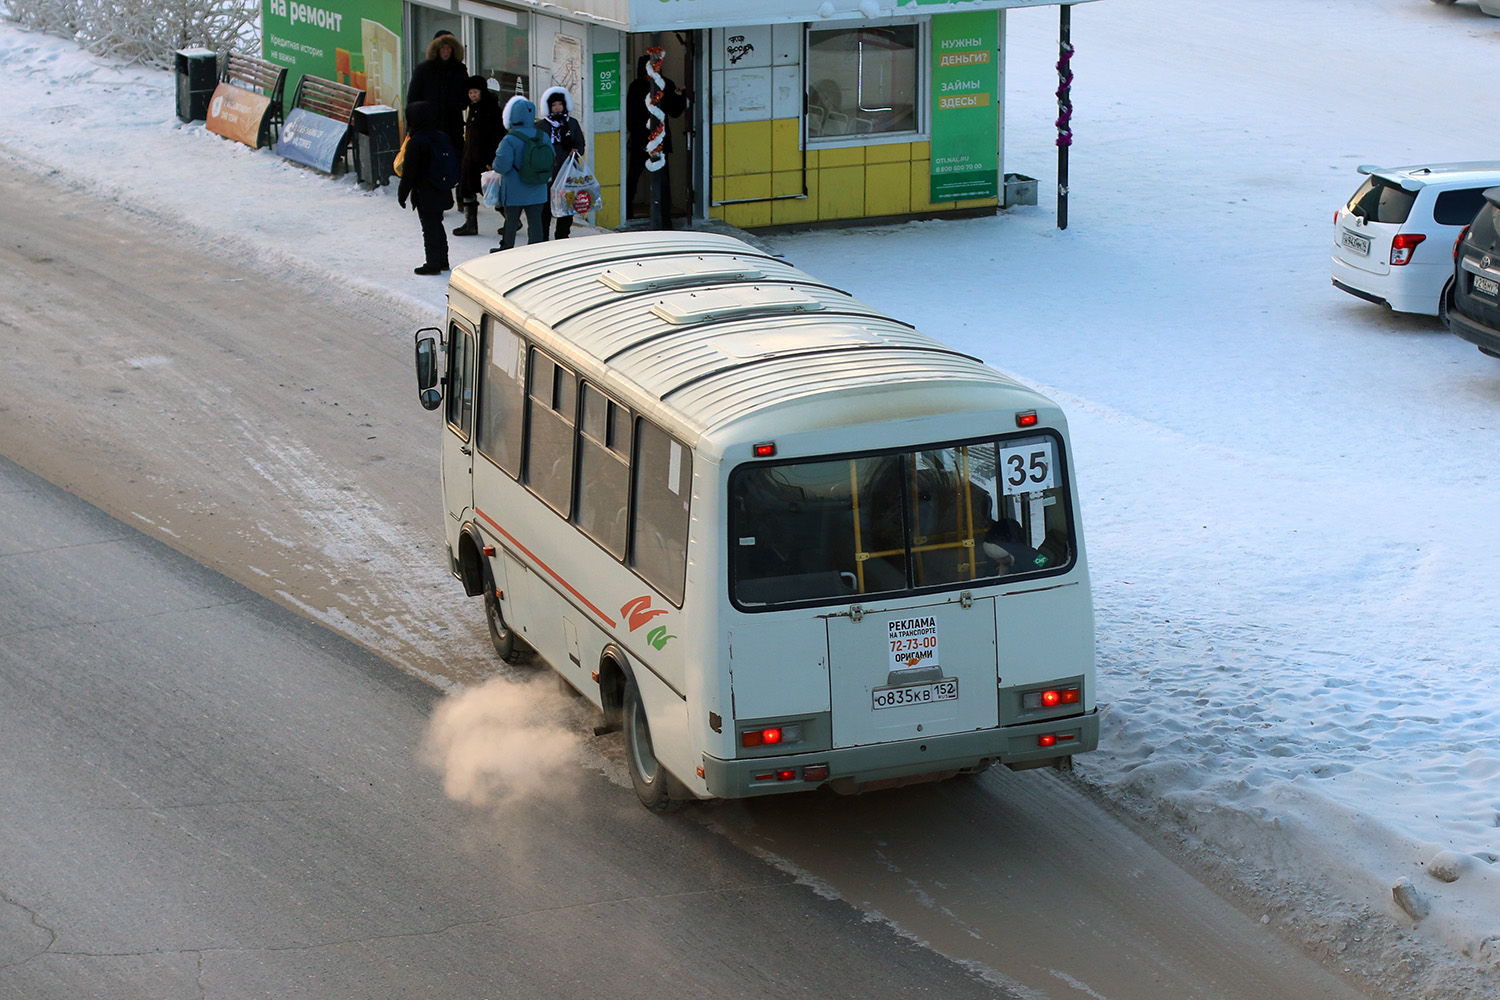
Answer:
426;136;460;190
518;127;553;185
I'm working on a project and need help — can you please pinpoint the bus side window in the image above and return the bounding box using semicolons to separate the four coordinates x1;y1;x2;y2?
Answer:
524;348;577;516
445;322;475;439
576;383;629;558
475;319;525;476
630;419;691;605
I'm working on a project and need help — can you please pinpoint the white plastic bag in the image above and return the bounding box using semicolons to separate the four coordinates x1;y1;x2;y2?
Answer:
480;170;501;208
550;153;602;219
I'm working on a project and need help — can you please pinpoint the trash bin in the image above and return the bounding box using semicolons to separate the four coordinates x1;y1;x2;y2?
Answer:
175;48;219;123
352;105;400;189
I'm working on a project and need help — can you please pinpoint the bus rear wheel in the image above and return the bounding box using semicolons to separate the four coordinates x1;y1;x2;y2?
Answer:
624;677;683;813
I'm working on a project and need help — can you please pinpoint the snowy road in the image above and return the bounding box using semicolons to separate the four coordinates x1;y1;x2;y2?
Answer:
0;127;1381;1000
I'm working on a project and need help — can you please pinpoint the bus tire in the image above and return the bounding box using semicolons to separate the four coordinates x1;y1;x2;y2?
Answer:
482;572;526;664
623;676;683;813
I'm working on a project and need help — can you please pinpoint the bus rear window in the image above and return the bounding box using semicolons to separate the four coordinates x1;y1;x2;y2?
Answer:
730;434;1074;609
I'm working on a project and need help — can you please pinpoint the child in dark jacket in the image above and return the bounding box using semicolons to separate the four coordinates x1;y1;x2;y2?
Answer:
398;101;458;275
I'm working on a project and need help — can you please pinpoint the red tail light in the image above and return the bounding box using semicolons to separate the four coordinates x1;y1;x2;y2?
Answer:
1390;233;1426;265
1455;225;1471;261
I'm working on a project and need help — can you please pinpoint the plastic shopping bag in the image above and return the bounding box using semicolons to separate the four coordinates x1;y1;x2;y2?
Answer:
550;153;603;219
480;170;501;208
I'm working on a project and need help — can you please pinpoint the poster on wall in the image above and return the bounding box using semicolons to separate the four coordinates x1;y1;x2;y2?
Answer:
261;0;403;110
929;11;1000;203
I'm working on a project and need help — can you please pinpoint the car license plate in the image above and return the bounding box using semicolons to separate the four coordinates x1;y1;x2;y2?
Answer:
1474;275;1499;298
1340;230;1370;256
872;678;958;710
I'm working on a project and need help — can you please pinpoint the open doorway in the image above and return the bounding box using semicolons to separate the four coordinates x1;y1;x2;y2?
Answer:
625;32;698;228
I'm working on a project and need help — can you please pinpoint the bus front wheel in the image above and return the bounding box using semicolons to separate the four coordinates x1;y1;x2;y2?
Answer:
482;577;526;664
624;677;683;813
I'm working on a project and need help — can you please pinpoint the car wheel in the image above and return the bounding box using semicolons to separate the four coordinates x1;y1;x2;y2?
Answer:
1439;275;1455;328
1430;0;1458;5
623;676;683;813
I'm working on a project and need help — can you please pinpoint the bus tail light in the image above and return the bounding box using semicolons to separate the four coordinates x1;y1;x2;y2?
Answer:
1016;409;1038;428
1390;233;1425;265
741;723;803;747
1038;733;1077;748
803;764;829;782
753;441;777;457
1022;685;1081;710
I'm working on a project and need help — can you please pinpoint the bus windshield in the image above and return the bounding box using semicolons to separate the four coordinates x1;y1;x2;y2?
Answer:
730;433;1074;608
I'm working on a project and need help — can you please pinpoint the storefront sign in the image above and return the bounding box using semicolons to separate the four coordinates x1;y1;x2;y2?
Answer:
593;51;621;113
205;84;274;148
276;106;350;172
625;0;1065;30
261;0;403;110
929;11;1000;203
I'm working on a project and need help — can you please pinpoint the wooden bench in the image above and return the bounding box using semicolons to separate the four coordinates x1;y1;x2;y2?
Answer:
283;75;366;173
221;51;287;141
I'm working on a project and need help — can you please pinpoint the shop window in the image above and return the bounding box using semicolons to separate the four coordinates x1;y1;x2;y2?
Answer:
475;11;529;100
807;25;919;140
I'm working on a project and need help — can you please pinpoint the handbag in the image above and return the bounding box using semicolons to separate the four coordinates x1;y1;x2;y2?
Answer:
480;169;501;208
393;134;410;177
550;153;603;219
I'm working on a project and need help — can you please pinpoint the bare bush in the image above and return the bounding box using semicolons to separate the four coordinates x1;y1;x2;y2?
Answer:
3;0;260;68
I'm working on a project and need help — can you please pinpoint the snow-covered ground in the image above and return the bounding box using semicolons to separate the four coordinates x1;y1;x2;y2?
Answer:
1;0;1497;996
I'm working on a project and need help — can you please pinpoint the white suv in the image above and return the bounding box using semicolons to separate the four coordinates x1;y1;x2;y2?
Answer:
1331;162;1500;316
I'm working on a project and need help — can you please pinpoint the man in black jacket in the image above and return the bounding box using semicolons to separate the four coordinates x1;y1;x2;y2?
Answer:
405;31;468;162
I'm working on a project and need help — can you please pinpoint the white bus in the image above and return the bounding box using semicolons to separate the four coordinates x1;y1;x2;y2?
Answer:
414;232;1097;811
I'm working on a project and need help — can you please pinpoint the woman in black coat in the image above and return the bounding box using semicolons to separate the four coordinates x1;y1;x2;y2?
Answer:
452;76;505;236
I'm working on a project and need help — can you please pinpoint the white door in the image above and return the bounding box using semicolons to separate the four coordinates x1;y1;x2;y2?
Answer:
441;318;477;526
826;595;998;749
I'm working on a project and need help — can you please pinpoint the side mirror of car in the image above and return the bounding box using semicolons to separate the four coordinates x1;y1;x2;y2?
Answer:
414;327;443;410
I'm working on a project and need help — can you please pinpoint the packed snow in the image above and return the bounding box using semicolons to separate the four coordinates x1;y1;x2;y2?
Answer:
1;0;1496;996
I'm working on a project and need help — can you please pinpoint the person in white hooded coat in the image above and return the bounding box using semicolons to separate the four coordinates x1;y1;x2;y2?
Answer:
538;86;587;240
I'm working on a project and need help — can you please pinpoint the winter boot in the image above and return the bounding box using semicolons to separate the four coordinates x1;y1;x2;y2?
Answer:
452;202;479;237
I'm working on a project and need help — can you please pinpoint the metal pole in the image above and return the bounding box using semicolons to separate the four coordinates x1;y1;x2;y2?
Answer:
1056;4;1073;231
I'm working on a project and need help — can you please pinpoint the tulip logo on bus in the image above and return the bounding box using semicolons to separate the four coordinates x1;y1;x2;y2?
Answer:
621;595;676;650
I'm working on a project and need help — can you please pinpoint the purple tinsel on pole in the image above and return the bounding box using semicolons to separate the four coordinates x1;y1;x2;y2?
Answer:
1055;41;1074;148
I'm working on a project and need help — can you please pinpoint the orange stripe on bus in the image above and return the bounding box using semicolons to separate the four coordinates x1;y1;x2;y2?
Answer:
474;508;618;628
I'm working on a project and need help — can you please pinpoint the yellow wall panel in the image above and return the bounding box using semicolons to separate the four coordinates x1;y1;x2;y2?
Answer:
724;120;773;176
724;200;773;229
817;145;864;168
725;173;771;202
771;118;802;173
592;131;622;229
818;164;865;219
910;141;931;161
772;169;804;199
865;161;911;217
711;123;725;176
865;142;909;165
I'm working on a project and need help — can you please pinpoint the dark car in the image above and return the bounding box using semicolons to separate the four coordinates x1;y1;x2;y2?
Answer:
1444;187;1500;358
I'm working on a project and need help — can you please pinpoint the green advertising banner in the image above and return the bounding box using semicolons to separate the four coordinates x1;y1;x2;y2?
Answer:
929;11;1000;203
262;0;404;110
593;52;621;114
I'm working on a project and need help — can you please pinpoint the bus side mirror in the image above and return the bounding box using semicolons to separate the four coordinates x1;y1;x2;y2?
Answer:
414;327;443;411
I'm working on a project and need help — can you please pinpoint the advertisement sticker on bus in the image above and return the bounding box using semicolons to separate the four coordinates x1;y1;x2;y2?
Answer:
888;615;940;671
